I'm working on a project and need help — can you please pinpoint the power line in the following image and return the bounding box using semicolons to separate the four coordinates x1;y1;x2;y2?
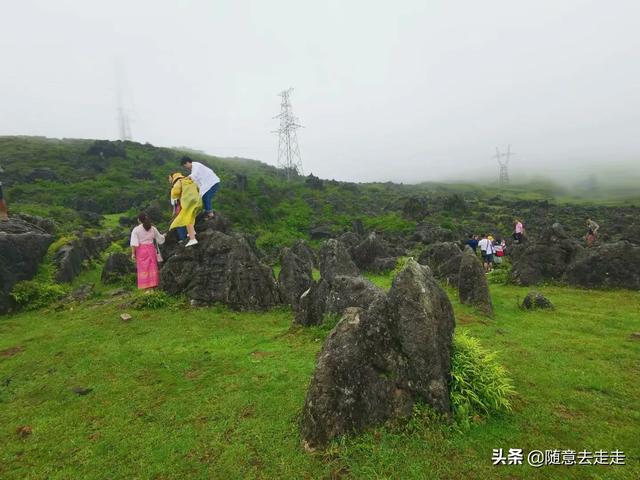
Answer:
494;145;515;186
273;88;303;181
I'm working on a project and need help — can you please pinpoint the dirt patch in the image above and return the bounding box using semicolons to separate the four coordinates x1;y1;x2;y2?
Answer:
184;369;200;380
456;313;476;325
16;425;32;438
0;346;24;358
250;351;275;359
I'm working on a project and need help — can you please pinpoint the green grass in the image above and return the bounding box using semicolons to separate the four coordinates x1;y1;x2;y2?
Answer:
1;276;638;479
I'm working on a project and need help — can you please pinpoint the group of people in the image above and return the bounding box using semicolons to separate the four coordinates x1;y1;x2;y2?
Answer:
130;156;221;290
465;233;507;273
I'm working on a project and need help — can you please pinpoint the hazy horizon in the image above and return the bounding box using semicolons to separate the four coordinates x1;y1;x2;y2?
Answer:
2;1;639;184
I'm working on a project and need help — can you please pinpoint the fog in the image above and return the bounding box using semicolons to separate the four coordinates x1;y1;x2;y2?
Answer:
2;0;640;184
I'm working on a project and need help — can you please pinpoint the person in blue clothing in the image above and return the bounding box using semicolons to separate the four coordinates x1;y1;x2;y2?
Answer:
464;234;479;253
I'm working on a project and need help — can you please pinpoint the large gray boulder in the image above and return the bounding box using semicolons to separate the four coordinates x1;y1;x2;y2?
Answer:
319;239;358;281
0;216;55;313
278;247;313;307
160;230;280;310
101;252;135;284
510;223;581;286
458;250;493;316
564;241;640;289
300;260;455;449
418;242;463;286
295;276;384;327
351;232;396;273
54;234;112;283
291;239;317;269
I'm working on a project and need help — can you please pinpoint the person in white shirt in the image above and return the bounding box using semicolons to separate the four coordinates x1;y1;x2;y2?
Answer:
477;233;495;272
180;156;221;218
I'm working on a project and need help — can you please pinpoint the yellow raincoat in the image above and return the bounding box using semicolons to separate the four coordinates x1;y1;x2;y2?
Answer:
169;174;202;230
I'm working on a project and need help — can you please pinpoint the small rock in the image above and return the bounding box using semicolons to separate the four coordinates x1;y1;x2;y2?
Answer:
71;386;93;396
120;313;132;322
521;292;554;310
16;425;32;438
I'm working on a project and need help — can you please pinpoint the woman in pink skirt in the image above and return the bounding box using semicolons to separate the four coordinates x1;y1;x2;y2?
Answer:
130;212;165;289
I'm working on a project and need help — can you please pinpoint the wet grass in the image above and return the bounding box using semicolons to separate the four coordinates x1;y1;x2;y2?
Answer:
0;277;638;479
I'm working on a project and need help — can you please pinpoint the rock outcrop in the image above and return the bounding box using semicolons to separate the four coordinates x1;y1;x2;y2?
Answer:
418;242;463;286
291;239;317;269
0;216;55;313
509;223;581;286
295;275;384;326
278;246;313;307
54;234;112;283
564;241;640;289
351;232;397;273
101;252;135;284
319;239;359;281
160;226;280;310
300;259;455;449
458;249;493;316
521;292;554;310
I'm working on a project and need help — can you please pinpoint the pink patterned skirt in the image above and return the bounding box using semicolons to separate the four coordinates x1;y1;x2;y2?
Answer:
136;244;159;289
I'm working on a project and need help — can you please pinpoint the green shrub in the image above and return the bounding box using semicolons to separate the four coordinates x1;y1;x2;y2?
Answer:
131;290;181;310
10;280;69;310
487;258;512;285
450;332;515;428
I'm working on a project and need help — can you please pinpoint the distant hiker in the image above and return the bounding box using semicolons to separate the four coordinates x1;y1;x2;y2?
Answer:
494;238;505;264
477;233;495;272
0;164;8;221
180;156;221;219
130;212;165;290
513;218;525;243
464;234;479;253
169;172;201;247
586;217;600;246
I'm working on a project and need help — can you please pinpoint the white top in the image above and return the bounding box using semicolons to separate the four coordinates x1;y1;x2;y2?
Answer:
478;238;495;254
189;161;220;197
130;225;165;247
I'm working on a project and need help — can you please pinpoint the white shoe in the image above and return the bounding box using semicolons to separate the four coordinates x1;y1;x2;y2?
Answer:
185;239;198;247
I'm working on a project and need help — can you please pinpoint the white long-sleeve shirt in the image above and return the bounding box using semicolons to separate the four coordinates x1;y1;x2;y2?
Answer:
189;161;220;197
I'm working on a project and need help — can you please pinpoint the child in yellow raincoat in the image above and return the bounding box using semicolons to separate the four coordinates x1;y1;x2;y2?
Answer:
169;173;201;247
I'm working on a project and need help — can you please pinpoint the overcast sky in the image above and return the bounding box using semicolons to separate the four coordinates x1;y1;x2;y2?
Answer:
2;0;639;183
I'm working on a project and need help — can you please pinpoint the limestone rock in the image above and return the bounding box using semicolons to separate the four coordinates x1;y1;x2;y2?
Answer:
319;239;358;281
101;253;135;284
521;292;554;310
300;259;455;448
458;250;493;316
0;216;54;314
418;242;463;286
278;247;313;307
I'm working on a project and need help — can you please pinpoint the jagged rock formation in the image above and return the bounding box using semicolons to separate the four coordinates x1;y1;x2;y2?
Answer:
159;214;280;310
351;232;397;273
54;234;112;283
458;249;493;316
418;242;463;286
300;259;455;449
291;239;317;269
521;292;554;310
413;223;456;244
318;239;359;281
101;253;135;284
564;241;640;289
295;275;384;327
0;216;55;313
278;246;313;307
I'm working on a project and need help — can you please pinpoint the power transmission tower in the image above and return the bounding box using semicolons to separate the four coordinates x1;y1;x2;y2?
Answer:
273;88;303;181
115;63;132;141
494;145;514;186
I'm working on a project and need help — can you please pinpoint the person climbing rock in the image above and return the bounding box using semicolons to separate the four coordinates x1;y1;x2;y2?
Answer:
130;212;165;290
513;218;525;243
0;164;8;221
180;156;221;219
169;172;201;247
586;217;600;246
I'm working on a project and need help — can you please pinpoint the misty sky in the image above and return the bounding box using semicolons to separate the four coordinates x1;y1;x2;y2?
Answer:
2;0;640;183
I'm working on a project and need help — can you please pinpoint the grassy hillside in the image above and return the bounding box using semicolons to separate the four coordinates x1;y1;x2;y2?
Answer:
2;136;638;254
1;266;638;479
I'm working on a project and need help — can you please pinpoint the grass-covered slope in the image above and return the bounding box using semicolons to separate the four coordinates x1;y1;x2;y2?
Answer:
1;275;638;479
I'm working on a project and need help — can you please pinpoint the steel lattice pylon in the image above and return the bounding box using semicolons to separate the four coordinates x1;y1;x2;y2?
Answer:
494;145;514;186
273;88;303;181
